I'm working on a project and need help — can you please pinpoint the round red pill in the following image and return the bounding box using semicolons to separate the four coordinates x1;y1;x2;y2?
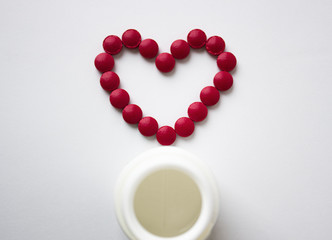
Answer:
188;102;208;122
122;104;142;124
175;117;195;137
100;71;120;91
103;35;123;55
139;39;159;59
94;53;114;72
122;29;141;49
213;71;233;91
187;29;207;49
155;53;175;73
138;116;159;136
206;36;225;56
217;52;237;72
109;89;130;109
200;86;220;106
170;39;190;59
156;126;176;146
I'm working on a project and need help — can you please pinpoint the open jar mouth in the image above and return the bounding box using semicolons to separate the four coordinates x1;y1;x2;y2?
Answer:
114;147;219;240
133;168;203;238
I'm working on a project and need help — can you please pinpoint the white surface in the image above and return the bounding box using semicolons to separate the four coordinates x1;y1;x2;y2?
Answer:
0;0;331;240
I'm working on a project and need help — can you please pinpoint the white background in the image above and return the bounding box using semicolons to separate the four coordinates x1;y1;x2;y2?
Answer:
1;0;331;239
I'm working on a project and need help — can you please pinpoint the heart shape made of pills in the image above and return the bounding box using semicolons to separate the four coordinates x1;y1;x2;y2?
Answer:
94;29;237;146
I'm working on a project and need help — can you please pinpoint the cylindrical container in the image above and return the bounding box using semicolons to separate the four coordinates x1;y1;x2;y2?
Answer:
114;147;219;240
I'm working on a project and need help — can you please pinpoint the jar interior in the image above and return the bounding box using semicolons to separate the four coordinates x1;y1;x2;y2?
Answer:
134;169;202;237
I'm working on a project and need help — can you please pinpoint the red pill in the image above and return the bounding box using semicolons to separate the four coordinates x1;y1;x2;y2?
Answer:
175;117;195;137
170;39;190;59
94;53;114;72
139;39;159;58
138;116;159;136
206;36;225;56
188;102;208;122
109;89;130;109
103;35;123;55
217;52;237;72
122;29;141;48
156;126;176;146
122;104;142;124
213;71;233;91
100;71;120;91
155;53;175;73
200;86;220;106
187;29;207;49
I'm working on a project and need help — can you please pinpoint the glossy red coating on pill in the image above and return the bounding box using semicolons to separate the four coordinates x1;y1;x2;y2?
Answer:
170;40;190;59
94;53;114;72
187;29;207;49
109;89;130;109
156;126;176;145
175;117;195;137
103;35;123;55
206;36;225;56
217;52;237;72
138;116;159;136
139;39;159;58
122;29;141;48
188;102;208;122
122;104;142;124
213;71;233;91
200;86;220;106
100;71;120;91
155;53;175;73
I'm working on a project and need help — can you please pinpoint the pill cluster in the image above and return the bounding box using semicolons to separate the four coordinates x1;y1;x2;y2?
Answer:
94;29;236;145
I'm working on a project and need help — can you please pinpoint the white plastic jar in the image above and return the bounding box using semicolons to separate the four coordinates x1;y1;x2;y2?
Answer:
114;147;219;240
